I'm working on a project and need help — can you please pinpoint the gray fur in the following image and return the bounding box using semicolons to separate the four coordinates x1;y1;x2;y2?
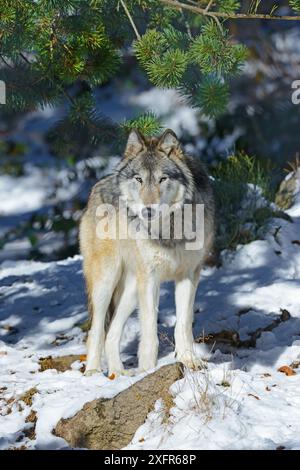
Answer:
87;131;215;250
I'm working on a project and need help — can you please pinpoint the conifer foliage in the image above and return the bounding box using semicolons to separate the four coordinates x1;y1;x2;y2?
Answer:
0;0;299;155
290;0;300;12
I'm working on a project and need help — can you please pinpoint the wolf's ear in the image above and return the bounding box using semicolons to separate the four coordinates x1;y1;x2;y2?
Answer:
124;128;145;158
157;129;180;155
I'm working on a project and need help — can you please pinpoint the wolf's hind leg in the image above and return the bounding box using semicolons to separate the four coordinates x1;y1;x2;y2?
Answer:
174;268;202;369
85;258;120;376
105;273;137;376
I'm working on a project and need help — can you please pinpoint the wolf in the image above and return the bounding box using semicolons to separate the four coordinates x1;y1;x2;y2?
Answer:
79;129;215;377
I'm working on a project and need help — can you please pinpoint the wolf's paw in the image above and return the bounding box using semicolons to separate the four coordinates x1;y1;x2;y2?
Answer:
176;351;206;371
136;366;154;375
108;368;135;378
84;368;101;377
138;356;157;373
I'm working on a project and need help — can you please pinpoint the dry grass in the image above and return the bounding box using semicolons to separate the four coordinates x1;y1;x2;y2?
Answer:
177;361;239;423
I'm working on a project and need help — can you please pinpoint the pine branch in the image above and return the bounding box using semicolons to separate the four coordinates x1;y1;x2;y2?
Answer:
160;0;300;20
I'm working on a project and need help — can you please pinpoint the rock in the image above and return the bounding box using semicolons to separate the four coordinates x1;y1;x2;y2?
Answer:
54;363;183;450
275;172;297;210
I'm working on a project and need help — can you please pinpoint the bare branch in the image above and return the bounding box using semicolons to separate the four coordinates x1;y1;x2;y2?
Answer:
205;0;214;12
0;55;13;69
19;53;32;65
119;0;141;40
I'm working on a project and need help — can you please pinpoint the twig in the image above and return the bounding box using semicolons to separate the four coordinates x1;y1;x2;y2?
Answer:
19;52;31;65
180;9;193;39
211;14;224;33
0;55;13;69
119;0;141;40
160;0;300;21
205;0;214;12
59;85;76;107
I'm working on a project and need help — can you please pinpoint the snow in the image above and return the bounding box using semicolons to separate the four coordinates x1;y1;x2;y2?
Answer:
129;88;200;137
0;173;49;216
1;170;300;450
0;156;116;261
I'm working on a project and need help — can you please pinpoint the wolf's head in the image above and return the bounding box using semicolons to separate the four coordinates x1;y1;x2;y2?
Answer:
117;129;194;221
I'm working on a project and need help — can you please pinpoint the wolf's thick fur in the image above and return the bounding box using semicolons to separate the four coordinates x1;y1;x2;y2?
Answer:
79;129;215;376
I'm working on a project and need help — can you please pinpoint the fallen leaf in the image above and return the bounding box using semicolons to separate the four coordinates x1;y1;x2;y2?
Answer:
79;355;87;362
278;366;296;376
291;240;300;246
108;373;116;380
248;393;260;400
139;438;145;443
266;386;271;391
262;373;271;377
0;351;7;357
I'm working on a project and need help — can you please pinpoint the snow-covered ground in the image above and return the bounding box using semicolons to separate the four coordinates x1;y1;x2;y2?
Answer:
1;23;300;451
1;169;300;450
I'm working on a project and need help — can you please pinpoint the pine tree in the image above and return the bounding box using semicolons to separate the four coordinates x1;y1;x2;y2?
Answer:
0;0;300;158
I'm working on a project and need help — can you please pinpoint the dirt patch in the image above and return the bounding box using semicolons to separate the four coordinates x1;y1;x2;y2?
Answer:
39;355;85;373
19;387;38;407
196;309;291;349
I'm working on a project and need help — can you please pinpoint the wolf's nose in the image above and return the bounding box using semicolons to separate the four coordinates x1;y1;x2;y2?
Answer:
142;206;156;219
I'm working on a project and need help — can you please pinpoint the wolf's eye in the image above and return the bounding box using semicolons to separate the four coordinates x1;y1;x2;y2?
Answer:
159;176;168;184
134;176;143;184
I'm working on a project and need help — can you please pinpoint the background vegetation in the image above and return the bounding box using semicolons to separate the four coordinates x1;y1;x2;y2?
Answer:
0;0;300;261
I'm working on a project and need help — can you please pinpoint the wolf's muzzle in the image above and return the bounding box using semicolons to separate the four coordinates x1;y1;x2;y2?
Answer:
141;206;156;220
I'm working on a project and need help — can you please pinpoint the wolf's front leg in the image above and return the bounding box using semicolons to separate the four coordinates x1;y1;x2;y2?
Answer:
174;269;201;369
105;274;137;377
137;274;160;372
85;273;118;376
